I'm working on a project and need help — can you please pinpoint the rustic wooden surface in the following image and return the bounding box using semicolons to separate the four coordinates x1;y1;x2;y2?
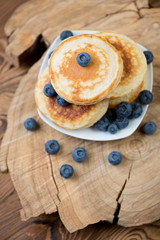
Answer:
1;0;160;239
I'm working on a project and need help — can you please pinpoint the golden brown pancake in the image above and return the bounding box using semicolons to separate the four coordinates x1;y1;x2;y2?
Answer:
109;78;145;108
35;68;109;129
95;31;147;99
49;34;123;105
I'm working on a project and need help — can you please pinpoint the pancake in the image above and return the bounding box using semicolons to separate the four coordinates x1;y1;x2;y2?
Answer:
109;78;145;108
35;68;109;130
95;31;147;99
49;34;123;105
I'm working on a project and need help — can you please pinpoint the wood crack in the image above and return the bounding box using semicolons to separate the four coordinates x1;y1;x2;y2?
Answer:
83;9;140;28
134;0;145;18
82;0;151;29
48;155;61;210
113;179;127;224
128;161;133;180
113;161;133;224
32;219;53;227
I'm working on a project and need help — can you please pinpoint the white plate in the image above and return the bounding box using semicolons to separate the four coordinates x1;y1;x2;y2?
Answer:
38;30;153;141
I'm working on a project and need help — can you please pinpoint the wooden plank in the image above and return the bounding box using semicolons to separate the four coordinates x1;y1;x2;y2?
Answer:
45;221;160;240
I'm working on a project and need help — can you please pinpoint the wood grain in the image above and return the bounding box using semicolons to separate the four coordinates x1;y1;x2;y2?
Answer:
3;0;142;67
45;220;160;240
0;0;29;38
1;0;160;238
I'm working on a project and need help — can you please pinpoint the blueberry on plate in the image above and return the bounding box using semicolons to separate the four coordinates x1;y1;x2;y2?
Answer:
48;50;54;59
115;116;129;129
60;30;73;40
45;140;60;154
108;124;118;134
142;121;157;135
130;102;143;119
60;164;74;178
116;102;132;118
56;95;68;106
108;151;122;165
106;109;117;122
76;52;91;67
95;116;109;131
143;51;154;64
72;147;87;162
138;90;153;105
43;83;57;97
24;118;37;131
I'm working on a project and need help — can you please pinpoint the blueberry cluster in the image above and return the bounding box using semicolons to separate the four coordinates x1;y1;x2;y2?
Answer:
94;90;154;134
23;117;123;168
59;147;123;178
44;143;87;178
59;147;87;178
45;139;74;179
43;83;69;107
94;103;130;134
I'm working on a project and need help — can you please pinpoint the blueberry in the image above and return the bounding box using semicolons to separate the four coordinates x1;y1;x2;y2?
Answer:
60;164;74;178
138;90;153;105
115;116;129;129
56;95;68;106
45;140;60;154
43;83;57;97
72;147;87;162
48;50;54;59
143;51;154;64
108;151;122;165
116;102;132;118
108;124;118;134
106;109;117;122
95;116;109;131
24;118;37;131
142;121;157;135
60;30;73;40
130;102;143;119
76;52;91;67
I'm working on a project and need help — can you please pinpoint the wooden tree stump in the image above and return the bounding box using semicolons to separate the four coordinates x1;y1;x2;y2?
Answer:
1;0;160;234
4;0;146;67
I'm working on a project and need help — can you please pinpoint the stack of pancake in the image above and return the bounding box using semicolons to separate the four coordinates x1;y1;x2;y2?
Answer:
35;31;147;130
